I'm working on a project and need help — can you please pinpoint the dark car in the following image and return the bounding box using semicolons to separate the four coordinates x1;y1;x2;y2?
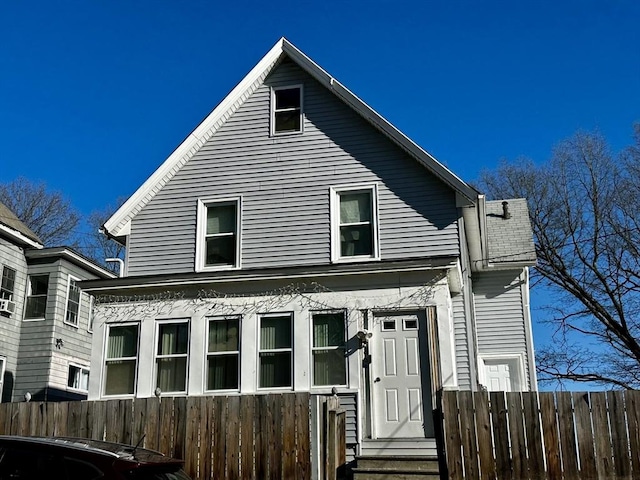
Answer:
0;436;192;480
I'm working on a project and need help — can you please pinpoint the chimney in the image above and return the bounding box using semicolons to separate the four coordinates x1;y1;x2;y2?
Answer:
502;201;511;219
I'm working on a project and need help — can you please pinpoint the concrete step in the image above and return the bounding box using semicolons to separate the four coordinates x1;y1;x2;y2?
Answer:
359;438;438;457
352;455;440;480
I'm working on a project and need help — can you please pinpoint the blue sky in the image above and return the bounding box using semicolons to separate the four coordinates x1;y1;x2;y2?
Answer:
1;1;638;380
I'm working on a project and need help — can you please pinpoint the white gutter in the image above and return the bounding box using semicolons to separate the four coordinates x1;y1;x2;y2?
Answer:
0;224;43;249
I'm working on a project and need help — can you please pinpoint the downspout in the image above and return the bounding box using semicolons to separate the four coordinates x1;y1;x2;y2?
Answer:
461;195;485;271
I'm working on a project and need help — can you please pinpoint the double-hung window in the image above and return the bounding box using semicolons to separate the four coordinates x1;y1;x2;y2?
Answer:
271;85;303;135
67;364;90;392
259;314;292;388
331;185;379;262
312;312;347;386
24;274;49;319
64;276;81;327
155;320;189;394
104;324;139;396
1;266;16;300
206;316;240;391
196;198;240;271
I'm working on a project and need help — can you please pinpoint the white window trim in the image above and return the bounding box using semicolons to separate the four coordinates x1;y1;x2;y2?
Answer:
67;363;90;393
63;274;81;328
257;312;294;391
204;315;241;393
310;310;348;388
195;197;242;272
1;265;16;300
330;183;380;263
23;274;49;322
478;353;527;391
102;322;139;398
270;84;304;136
154;319;190;394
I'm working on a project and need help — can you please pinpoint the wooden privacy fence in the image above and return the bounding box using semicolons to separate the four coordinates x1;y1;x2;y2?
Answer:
438;390;640;480
0;393;315;480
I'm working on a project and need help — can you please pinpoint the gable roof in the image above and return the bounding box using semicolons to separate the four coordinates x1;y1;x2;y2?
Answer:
103;37;479;240
0;201;43;248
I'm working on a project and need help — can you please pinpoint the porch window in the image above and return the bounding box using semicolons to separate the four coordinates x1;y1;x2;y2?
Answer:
104;324;139;396
1;266;16;300
64;276;81;326
155;321;189;393
207;316;240;391
259;314;292;388
312;312;347;386
24;274;49;319
67;364;90;392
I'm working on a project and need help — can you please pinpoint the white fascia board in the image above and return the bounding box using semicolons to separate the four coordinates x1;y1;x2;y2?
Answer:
104;38;288;238
0;224;43;249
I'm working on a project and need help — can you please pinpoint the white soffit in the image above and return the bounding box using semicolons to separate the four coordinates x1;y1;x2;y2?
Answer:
104;37;478;238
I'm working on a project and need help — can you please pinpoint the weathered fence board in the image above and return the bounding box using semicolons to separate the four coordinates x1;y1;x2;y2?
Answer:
0;393;317;480
440;390;640;480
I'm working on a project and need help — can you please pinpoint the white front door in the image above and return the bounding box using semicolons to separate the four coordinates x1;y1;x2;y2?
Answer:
371;312;432;438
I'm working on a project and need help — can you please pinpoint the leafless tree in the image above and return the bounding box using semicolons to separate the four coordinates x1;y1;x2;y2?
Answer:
81;200;126;273
477;125;640;388
0;177;80;246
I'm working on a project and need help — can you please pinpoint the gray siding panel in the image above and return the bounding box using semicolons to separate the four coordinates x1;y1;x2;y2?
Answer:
0;239;29;401
452;292;470;389
473;269;529;380
128;59;459;276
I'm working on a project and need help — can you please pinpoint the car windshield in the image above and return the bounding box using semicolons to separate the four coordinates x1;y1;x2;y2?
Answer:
124;468;192;480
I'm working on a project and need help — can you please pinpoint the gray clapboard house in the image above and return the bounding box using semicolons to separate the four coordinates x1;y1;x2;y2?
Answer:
0;202;115;402
83;38;537;466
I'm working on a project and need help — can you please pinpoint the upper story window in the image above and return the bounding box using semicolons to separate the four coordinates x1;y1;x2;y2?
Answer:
155;320;189;394
64;276;81;327
67;364;89;392
196;198;241;272
104;323;139;396
1;266;16;300
331;185;380;262
271;85;303;135
312;312;347;386
24;274;49;320
259;313;292;389
206;316;240;391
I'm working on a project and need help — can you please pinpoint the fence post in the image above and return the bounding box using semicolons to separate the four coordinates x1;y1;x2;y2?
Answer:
323;395;346;480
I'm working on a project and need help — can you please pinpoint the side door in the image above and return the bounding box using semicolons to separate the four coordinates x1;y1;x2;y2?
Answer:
371;311;433;438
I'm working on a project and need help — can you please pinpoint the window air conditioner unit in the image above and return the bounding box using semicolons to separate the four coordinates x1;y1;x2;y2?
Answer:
0;299;16;314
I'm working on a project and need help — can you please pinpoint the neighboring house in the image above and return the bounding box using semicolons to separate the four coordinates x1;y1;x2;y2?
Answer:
0;202;115;402
83;38;537;463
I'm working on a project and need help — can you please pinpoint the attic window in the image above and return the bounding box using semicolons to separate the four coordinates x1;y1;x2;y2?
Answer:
272;85;303;135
